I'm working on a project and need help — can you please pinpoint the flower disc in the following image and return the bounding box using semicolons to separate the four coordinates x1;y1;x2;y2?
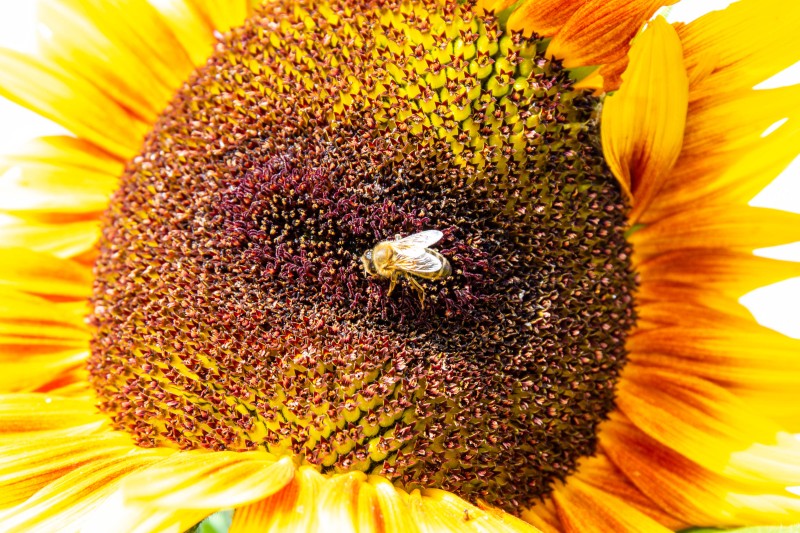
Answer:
89;0;637;510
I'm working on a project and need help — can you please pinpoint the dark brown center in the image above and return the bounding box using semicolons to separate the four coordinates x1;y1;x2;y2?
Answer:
89;0;636;512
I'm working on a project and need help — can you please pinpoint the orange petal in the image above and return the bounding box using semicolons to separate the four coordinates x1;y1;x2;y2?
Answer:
504;0;584;37
547;0;675;69
616;366;782;470
551;476;672;533
627;300;800;391
631;205;800;258
600;416;741;527
570;452;689;531
0;351;86;393
35;368;93;396
635;250;800;305
600;415;800;527
520;497;562;533
597;54;631;93
601;17;688;223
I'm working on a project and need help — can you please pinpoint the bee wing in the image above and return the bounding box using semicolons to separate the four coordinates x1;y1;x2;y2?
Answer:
392;230;444;257
391;249;443;274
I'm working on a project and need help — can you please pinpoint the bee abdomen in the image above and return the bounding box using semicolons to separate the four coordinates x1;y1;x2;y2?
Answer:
423;249;451;280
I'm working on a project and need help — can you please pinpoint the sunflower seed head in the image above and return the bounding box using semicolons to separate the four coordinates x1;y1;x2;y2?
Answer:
89;0;637;511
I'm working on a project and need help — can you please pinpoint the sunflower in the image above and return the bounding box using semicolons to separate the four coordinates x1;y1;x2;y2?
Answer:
0;0;799;531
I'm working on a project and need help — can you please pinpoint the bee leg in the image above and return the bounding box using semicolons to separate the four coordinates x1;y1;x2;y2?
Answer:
387;273;398;296
406;275;426;307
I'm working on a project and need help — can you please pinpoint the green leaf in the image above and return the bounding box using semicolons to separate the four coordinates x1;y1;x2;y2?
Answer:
567;65;600;84
185;510;234;533
683;526;800;533
625;223;646;237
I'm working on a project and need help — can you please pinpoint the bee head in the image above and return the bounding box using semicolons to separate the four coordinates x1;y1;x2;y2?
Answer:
361;249;377;276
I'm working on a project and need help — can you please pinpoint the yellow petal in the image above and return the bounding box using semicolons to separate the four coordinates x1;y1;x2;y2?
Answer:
42;0;195;96
0;288;89;391
82;490;205;533
136;0;220;67
0;248;92;299
0;287;87;335
229;466;324;533
0;430;133;507
123;452;294;509
369;475;423;533
678;0;800;93
185;0;257;36
0;215;99;259
729;433;800;489
235;471;537;533
0;49;148;160
733;387;800;432
600;17;688;223
408;489;539;533
644;86;800;221
2;136;123;177
36;0;178;125
0;393;103;432
313;471;382;533
0;152;117;215
420;488;539;532
91;454;295;533
0;447;172;532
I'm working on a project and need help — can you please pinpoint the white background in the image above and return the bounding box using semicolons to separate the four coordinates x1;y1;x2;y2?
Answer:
0;0;798;337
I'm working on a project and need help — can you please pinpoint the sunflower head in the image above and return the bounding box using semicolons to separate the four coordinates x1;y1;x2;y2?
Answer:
4;0;798;529
88;0;636;511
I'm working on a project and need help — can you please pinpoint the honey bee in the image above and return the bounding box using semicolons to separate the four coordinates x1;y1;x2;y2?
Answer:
361;230;452;304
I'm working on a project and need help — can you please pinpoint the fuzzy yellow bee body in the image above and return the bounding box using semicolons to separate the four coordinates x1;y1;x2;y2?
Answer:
361;230;452;304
